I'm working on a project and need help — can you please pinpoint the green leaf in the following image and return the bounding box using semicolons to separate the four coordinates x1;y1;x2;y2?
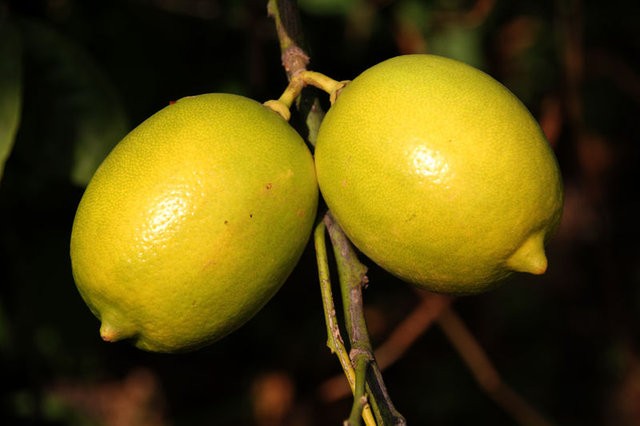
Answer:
298;0;358;16
428;25;485;70
0;20;23;183
394;0;431;34
20;19;128;186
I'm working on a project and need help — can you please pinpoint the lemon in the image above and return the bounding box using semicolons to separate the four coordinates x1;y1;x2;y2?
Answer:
70;94;318;352
315;55;563;294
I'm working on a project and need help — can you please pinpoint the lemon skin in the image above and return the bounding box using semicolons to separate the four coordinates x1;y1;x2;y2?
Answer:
70;94;318;352
315;55;563;294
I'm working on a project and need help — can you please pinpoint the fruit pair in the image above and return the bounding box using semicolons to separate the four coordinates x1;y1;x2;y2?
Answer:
70;54;563;353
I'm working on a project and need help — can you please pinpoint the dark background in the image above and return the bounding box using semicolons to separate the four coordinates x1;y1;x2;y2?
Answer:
1;0;639;425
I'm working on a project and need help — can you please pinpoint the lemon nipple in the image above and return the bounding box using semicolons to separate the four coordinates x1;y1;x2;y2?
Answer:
506;232;548;275
100;320;135;343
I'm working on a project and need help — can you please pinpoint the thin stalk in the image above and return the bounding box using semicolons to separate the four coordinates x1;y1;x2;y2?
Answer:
267;2;403;424
324;213;407;426
264;70;347;121
314;220;377;426
267;0;309;78
347;354;370;426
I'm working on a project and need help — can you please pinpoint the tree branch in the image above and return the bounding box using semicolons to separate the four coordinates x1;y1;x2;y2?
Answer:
325;213;407;425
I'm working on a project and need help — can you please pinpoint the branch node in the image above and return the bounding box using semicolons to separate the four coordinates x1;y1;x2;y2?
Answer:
282;45;310;79
349;347;374;363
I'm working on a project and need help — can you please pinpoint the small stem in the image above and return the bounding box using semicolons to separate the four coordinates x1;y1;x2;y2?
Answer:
263;74;305;121
314;220;354;380
314;220;377;426
278;78;304;108
268;3;399;424
267;0;309;78
346;351;370;426
264;0;309;122
323;213;369;349
301;71;350;103
264;70;347;121
325;213;407;426
318;291;453;403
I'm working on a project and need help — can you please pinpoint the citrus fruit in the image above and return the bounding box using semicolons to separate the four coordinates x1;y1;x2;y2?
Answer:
70;93;318;352
314;54;563;294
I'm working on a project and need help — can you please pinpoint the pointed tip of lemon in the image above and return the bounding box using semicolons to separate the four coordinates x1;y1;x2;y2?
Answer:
506;233;548;275
100;322;133;343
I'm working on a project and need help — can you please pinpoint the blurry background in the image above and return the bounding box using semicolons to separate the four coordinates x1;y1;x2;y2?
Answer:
1;0;639;425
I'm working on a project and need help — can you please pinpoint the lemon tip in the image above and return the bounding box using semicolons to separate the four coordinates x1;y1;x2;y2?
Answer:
100;322;130;343
506;234;549;276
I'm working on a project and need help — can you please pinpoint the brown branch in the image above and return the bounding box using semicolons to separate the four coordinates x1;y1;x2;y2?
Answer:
325;212;406;425
320;291;554;426
437;308;554;426
267;0;309;79
375;292;453;371
319;292;453;403
267;2;405;424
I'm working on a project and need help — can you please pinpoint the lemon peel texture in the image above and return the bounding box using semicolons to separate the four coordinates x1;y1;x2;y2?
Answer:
314;54;563;295
71;93;318;352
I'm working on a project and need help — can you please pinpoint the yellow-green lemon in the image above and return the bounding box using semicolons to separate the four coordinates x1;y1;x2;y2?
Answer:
70;93;318;352
315;55;563;294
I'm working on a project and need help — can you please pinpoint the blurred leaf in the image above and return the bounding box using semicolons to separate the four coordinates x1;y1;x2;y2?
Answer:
298;0;358;16
395;0;431;34
392;0;485;67
20;19;128;186
0;20;22;183
428;24;485;69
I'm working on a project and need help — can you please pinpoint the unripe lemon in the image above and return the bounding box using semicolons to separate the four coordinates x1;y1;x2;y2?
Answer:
70;94;318;352
315;55;563;294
